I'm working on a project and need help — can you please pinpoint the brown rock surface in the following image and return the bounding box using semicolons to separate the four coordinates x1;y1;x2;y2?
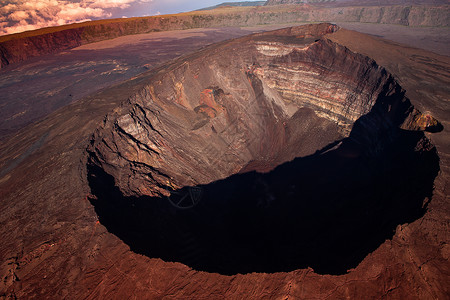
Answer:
87;24;435;197
0;23;449;299
0;3;448;69
0;27;281;138
1;22;448;140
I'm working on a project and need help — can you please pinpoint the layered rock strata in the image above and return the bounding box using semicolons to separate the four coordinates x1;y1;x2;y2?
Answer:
87;23;439;199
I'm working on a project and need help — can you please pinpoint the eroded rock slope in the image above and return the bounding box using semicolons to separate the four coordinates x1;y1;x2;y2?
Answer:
0;22;448;299
82;24;443;276
87;23;437;198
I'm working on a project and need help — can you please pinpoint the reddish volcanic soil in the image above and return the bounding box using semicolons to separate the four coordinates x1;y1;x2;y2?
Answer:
0;23;449;299
0;27;277;138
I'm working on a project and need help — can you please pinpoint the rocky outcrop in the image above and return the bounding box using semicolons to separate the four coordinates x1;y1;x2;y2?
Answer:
84;23;441;276
87;23;439;198
1;4;448;68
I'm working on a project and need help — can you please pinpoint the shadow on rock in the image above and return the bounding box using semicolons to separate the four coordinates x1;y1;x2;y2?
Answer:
87;128;439;275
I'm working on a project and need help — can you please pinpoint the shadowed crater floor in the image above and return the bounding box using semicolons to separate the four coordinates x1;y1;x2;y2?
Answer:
87;127;439;275
85;24;442;275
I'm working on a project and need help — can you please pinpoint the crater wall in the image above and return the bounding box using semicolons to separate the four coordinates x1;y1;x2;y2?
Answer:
87;24;438;198
85;24;442;275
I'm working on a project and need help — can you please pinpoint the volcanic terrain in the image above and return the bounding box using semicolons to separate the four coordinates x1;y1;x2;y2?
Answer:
0;10;449;300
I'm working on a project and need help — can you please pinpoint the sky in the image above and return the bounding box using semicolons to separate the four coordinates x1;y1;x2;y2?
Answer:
0;0;263;36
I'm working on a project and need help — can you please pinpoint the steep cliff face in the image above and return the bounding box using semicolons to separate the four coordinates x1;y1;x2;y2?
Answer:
313;5;449;26
0;29;84;68
84;23;441;275
87;23;438;198
87;24;337;196
0;4;448;69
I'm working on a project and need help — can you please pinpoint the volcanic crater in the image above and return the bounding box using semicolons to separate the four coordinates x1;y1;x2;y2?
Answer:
86;24;441;275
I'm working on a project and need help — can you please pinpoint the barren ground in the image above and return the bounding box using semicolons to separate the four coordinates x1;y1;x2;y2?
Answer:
0;23;449;299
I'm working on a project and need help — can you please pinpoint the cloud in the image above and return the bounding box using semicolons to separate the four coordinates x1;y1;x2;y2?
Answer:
57;4;107;20
7;10;29;21
89;0;136;9
0;0;150;35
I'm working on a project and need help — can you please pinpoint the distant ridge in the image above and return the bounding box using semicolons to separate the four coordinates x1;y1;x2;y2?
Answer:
265;0;450;5
197;1;266;11
1;3;448;69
